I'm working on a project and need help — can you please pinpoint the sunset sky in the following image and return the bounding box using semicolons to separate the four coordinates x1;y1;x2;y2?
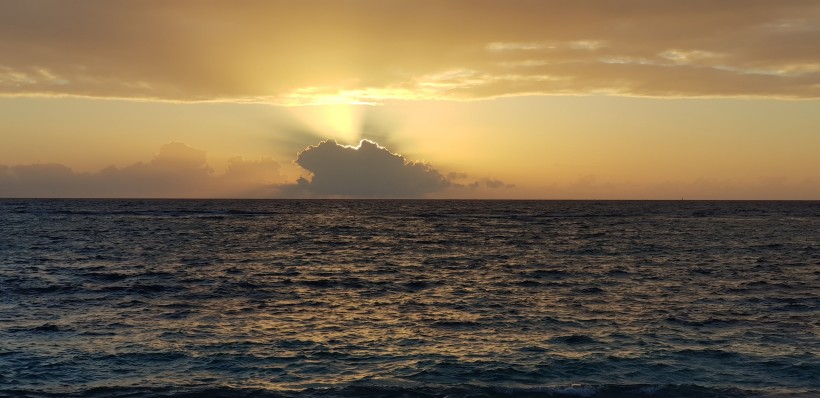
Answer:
2;0;819;198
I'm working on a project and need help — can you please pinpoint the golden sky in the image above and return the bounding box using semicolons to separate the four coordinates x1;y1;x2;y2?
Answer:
1;0;819;198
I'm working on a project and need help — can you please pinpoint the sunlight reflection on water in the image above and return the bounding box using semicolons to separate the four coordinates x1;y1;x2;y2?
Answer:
0;199;818;396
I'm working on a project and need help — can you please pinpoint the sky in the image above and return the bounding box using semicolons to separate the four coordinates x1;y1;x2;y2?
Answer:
1;0;819;199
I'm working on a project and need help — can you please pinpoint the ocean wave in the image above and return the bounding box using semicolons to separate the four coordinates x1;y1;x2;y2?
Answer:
0;383;788;398
3;200;818;396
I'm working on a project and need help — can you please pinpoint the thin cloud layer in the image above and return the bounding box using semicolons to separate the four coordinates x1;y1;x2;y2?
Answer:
292;140;449;197
2;1;819;103
0;143;281;198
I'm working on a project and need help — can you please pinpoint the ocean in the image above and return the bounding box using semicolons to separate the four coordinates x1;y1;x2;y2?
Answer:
0;200;818;397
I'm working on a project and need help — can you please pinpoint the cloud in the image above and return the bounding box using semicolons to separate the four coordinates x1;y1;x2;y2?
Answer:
149;142;210;172
0;143;282;198
0;163;89;197
0;140;515;198
290;139;449;198
1;1;819;103
468;178;513;189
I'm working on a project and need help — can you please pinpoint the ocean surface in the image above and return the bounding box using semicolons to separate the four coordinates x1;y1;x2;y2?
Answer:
0;200;818;397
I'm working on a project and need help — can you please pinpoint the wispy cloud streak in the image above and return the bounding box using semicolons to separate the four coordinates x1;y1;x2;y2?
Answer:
1;1;819;103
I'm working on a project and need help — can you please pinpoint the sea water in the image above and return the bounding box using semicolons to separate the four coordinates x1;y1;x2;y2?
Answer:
1;200;818;397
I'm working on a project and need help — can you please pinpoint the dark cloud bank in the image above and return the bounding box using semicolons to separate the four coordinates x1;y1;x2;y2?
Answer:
0;140;508;198
0;143;281;198
288;139;449;198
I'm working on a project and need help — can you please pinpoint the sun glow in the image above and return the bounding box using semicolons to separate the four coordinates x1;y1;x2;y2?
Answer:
289;103;367;145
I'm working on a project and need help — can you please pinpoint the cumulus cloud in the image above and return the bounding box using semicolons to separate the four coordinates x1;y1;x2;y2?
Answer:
290;139;449;198
1;1;819;103
0;143;281;198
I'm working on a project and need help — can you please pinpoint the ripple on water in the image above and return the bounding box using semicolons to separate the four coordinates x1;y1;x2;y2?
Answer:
0;199;818;396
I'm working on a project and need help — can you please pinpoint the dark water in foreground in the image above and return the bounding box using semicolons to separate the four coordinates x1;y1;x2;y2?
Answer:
1;200;818;397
